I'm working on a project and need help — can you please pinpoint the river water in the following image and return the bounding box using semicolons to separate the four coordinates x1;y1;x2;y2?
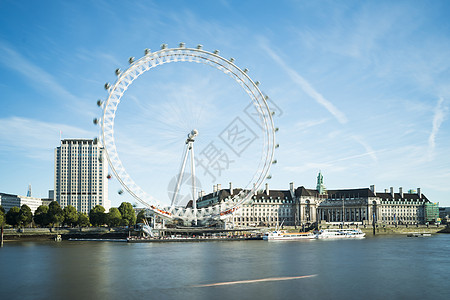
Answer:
1;234;449;300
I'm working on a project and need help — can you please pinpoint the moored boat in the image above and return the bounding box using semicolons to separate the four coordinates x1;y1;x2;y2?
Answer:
263;231;317;241
407;233;432;237
316;228;365;239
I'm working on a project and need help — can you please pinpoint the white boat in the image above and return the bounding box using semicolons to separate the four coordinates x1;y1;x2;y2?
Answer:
407;233;432;237
263;231;317;241
317;228;365;239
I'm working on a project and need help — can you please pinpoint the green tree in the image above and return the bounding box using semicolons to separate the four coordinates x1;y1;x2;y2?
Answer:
63;205;78;227
48;201;64;227
77;212;90;227
6;206;20;227
118;202;136;226
89;205;106;226
136;210;147;224
18;204;33;227
0;205;5;229
0;208;5;226
107;207;122;227
34;205;50;227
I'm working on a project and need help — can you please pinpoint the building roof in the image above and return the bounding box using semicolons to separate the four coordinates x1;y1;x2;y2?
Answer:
0;192;42;200
197;187;293;204
62;138;94;142
295;186;320;197
375;192;428;201
195;184;429;207
197;188;243;204
0;192;16;197
326;188;377;198
253;189;293;200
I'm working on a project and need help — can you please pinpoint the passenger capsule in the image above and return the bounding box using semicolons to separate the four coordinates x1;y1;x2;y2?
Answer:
144;48;151;55
115;68;121;76
179;42;185;48
197;44;203;49
128;57;135;64
97;99;103;107
213;50;219;54
93;118;99;125
161;44;168;49
104;83;111;90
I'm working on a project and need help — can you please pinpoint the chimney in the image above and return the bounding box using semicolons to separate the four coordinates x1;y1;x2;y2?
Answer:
198;191;203;199
213;184;217;194
229;182;233;195
384;189;388;193
289;182;294;198
417;188;421;198
265;183;269;195
390;187;394;198
399;187;403;198
217;184;221;191
370;185;376;196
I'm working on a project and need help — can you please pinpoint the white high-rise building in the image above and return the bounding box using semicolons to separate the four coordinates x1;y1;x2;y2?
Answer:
54;139;109;213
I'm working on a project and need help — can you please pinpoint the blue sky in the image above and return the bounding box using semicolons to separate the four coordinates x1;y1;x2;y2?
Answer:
1;0;449;208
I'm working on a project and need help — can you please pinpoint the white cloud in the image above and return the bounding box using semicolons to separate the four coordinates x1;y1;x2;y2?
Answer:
0;41;95;118
0;42;79;103
0;117;92;160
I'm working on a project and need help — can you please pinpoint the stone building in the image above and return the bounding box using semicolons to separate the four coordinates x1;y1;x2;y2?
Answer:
312;185;427;225
195;173;431;227
195;182;295;227
232;183;294;227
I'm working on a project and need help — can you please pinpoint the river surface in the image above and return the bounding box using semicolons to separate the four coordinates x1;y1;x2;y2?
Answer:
1;234;449;300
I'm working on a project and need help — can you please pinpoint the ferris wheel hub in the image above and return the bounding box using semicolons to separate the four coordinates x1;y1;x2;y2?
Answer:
187;129;199;142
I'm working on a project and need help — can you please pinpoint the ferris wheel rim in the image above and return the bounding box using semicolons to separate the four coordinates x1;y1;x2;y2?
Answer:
100;45;276;220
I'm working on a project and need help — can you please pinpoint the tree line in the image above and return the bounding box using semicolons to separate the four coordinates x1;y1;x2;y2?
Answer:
0;201;147;228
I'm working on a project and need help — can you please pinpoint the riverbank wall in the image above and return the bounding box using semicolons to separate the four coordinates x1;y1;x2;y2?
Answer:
316;224;448;235
2;224;448;242
2;227;129;241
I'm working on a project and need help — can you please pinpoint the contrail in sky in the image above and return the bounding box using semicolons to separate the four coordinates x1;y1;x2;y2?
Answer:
261;42;348;124
428;97;448;157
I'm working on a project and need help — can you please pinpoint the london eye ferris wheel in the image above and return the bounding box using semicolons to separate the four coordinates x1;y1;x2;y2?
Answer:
94;43;277;223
